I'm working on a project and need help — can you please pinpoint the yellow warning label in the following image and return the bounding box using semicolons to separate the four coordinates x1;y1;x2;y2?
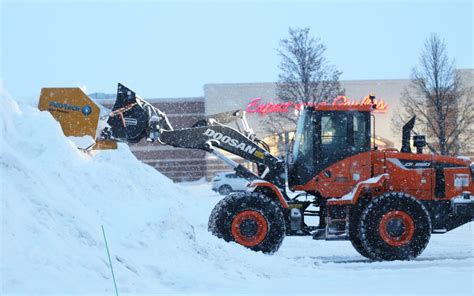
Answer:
254;150;264;159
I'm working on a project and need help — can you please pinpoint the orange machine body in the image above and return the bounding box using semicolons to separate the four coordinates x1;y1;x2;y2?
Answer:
289;150;473;205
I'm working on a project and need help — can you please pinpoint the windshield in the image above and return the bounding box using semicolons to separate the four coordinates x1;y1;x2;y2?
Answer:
292;109;316;165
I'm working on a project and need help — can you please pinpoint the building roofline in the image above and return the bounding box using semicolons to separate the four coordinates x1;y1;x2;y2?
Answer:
97;96;205;105
203;69;473;89
145;97;205;103
203;78;413;89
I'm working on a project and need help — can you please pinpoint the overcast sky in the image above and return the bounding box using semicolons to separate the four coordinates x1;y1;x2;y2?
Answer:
1;0;472;99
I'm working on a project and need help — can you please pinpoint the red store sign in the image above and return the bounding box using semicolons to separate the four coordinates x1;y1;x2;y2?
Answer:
246;95;388;115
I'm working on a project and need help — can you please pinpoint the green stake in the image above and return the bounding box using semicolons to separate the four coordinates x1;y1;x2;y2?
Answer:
102;225;119;296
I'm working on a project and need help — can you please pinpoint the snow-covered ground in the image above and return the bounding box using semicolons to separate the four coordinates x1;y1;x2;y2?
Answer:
1;86;473;295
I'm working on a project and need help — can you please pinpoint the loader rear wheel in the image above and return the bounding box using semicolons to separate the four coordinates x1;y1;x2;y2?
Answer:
359;192;431;261
208;192;286;253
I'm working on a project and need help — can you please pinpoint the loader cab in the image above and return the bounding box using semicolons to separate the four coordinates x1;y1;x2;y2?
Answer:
288;106;372;188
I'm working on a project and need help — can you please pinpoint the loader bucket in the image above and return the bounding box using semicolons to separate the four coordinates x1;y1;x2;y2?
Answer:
92;139;118;150
106;83;149;142
39;87;101;138
39;83;171;148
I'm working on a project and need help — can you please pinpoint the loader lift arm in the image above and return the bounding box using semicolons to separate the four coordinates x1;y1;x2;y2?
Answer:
159;126;285;188
106;84;286;190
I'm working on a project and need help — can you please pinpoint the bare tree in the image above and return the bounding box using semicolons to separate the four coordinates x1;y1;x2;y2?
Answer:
260;27;344;152
277;27;344;105
394;34;474;156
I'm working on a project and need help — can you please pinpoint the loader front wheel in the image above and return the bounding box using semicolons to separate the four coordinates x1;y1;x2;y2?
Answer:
208;192;286;253
359;192;431;261
349;202;371;259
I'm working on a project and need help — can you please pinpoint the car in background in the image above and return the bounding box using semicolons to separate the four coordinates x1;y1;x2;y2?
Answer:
211;172;249;195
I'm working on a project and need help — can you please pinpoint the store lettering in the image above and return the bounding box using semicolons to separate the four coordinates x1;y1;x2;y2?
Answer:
246;95;388;115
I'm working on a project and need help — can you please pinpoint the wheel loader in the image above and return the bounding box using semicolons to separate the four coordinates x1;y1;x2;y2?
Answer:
39;83;474;261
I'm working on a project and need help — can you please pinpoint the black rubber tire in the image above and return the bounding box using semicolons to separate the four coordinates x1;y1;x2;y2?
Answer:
218;185;232;196
359;192;432;261
208;192;286;253
349;203;371;259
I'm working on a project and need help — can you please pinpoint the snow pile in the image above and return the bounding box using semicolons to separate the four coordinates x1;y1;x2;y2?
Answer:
0;86;283;294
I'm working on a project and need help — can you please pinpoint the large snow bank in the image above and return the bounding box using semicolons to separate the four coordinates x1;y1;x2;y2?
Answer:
1;84;473;295
0;86;282;294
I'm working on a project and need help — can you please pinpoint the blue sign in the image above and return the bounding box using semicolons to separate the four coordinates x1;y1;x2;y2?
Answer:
48;101;81;111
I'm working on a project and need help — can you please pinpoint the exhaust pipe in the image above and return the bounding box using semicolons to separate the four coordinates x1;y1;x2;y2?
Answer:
401;116;416;153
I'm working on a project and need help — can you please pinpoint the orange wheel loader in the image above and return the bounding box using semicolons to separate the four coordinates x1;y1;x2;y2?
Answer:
40;83;474;261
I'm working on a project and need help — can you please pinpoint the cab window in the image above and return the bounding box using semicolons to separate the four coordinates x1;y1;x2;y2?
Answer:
321;113;348;146
353;112;369;152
